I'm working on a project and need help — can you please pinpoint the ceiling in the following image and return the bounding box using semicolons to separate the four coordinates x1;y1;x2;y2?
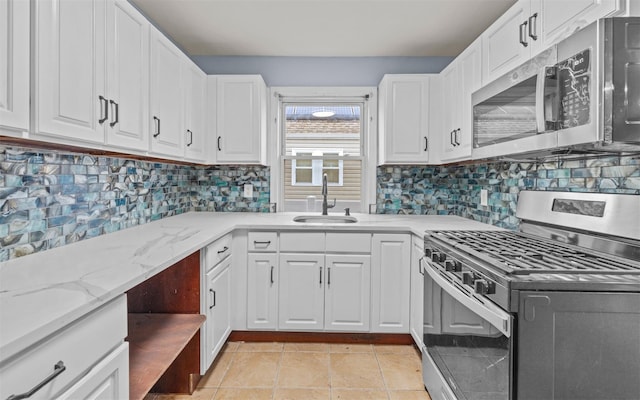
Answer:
129;0;516;57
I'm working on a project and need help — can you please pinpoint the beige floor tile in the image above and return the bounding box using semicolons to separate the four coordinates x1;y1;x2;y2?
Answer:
331;389;388;399
223;341;240;352
377;354;424;390
213;388;272;400
274;388;331;400
199;349;236;388
388;390;432;400
330;353;385;389
277;352;330;388
236;341;284;352
220;352;281;388
154;387;216;400
374;344;419;355
283;342;330;353
329;343;373;353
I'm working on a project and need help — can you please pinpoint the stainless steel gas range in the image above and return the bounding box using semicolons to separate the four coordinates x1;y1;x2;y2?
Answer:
421;191;640;400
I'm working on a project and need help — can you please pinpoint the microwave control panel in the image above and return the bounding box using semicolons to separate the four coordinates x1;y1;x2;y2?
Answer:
558;49;591;129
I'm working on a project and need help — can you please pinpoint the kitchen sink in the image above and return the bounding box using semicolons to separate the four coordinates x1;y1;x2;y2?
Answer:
293;215;358;224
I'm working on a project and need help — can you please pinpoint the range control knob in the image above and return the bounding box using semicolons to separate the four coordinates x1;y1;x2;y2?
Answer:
431;252;445;263
474;279;495;295
425;248;432;258
444;259;461;272
462;271;475;286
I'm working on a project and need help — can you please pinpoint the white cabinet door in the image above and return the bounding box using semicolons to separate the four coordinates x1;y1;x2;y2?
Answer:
57;343;129;400
409;238;424;348
34;0;106;144
247;253;278;330
278;253;325;331
215;75;267;164
324;255;371;332
183;62;207;162
482;1;531;84
149;27;183;157
533;0;619;50
105;0;149;151
204;257;232;369
378;75;430;164
0;0;29;135
371;234;411;333
441;39;482;163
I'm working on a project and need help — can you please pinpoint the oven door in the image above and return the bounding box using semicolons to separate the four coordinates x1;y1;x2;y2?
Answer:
421;259;513;400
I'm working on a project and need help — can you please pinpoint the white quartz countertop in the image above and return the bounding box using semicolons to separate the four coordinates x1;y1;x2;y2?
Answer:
0;212;501;362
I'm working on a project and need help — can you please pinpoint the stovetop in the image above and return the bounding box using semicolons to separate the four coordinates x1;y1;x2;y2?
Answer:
430;230;640;277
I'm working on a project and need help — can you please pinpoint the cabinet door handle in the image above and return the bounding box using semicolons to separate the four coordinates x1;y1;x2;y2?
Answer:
270;266;274;285
454;129;461;146
319;266;323;285
528;13;538;40
186;129;193;146
519;21;529;47
7;361;66;400
109;100;119;127
450;130;455;146
153;116;161;137
217;246;229;254
209;289;216;309
423;136;428;151
327;267;331;286
217;136;222;151
98;96;108;124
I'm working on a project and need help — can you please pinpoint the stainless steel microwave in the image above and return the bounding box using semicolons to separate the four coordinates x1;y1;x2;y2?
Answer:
472;17;640;159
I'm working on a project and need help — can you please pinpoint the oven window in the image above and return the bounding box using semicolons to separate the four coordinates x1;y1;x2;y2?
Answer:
424;290;511;400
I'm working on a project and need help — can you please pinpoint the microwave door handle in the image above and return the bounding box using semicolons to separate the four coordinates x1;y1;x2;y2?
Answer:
535;66;548;133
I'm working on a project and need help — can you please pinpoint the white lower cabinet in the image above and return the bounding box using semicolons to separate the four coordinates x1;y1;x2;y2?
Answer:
371;234;411;333
409;236;425;348
324;255;371;332
57;342;129;400
278;253;325;331
204;257;231;371
247;253;279;329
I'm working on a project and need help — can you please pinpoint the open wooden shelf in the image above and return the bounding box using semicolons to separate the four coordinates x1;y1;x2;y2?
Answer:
127;313;205;400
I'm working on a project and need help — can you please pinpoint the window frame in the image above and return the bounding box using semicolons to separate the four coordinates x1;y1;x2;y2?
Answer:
291;149;344;187
268;87;378;213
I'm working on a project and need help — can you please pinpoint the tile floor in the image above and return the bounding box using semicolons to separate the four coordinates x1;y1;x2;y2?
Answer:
145;341;432;400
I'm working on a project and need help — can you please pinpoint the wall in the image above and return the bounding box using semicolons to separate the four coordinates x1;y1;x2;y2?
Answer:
376;155;640;230
192;56;453;86
0;145;269;261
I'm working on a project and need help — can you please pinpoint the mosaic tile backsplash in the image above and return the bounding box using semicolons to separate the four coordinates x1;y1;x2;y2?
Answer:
376;155;640;230
0;145;270;260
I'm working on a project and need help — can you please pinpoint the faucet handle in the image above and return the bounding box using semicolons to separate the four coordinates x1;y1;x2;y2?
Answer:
344;208;350;216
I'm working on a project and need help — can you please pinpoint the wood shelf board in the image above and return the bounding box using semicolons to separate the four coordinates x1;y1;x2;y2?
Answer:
127;313;206;400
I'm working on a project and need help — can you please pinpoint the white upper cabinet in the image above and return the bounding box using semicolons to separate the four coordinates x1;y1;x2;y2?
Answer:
183;61;207;162
33;0;107;144
104;0;149;152
0;0;29;135
378;75;431;165
212;75;267;165
482;0;622;84
440;39;482;163
149;27;184;157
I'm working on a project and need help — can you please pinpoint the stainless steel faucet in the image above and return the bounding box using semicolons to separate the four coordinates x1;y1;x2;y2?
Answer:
321;173;336;215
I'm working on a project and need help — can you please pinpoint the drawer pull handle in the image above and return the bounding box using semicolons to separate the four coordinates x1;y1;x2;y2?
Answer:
253;240;271;246
217;246;229;254
7;361;66;400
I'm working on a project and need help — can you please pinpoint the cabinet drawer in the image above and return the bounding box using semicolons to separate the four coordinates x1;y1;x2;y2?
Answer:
248;232;278;252
0;295;127;400
280;232;325;252
205;234;232;269
326;233;371;253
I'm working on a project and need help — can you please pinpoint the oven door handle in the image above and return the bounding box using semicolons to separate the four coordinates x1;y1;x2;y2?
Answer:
423;261;512;337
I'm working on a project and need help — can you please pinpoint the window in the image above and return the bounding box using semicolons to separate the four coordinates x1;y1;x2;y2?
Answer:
291;149;343;186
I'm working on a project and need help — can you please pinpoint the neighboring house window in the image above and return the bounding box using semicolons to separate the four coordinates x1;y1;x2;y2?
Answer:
291;149;344;186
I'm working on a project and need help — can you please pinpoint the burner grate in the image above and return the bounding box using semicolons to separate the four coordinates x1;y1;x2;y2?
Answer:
432;231;640;276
